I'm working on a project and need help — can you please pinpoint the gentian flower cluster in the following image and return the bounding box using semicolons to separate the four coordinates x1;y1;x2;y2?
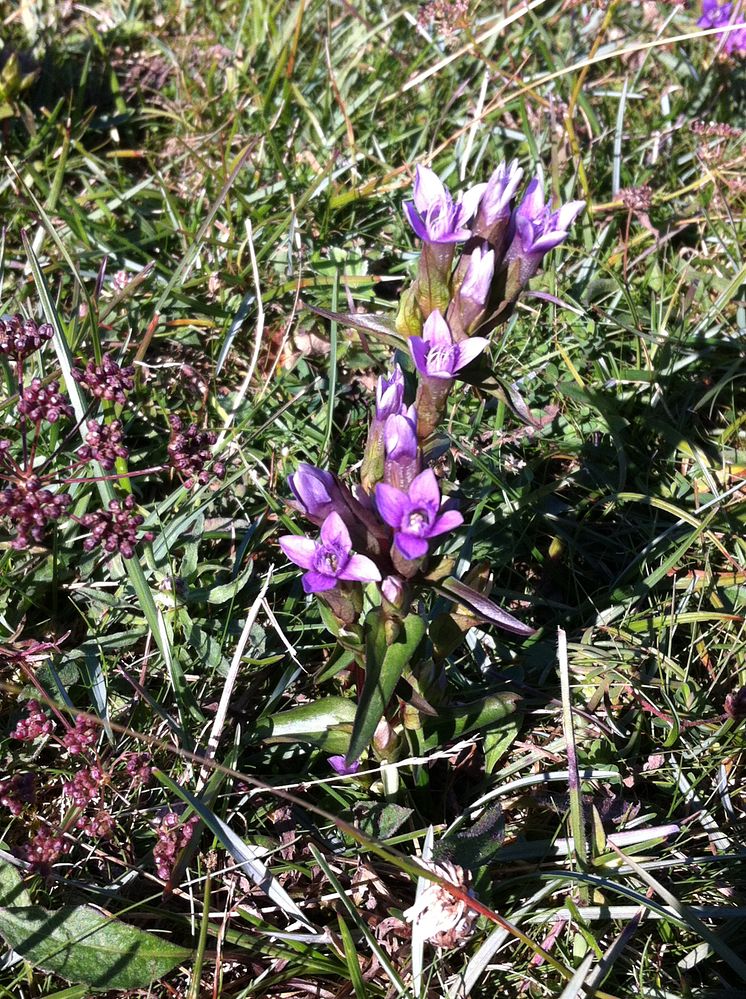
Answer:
698;0;746;56
278;157;583;767
400;163;583;341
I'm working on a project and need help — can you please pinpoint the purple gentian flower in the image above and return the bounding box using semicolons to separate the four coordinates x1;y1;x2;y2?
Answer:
698;0;746;55
460;245;495;307
376;364;406;421
375;468;464;560
288;463;338;522
328;755;361;776
409;310;488;381
404;165;485;244
279;512;381;593
477;159;524;228
507;179;585;263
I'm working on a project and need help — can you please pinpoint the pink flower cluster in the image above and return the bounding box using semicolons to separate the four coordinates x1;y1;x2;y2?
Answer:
153;812;200;880
11;699;55;740
0;773;36;814
62;766;104;806
61;716;99;755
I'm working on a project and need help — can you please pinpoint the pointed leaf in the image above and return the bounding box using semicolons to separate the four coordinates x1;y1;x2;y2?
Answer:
302;302;405;346
438;578;536;637
257;696;356;742
419;692;521;751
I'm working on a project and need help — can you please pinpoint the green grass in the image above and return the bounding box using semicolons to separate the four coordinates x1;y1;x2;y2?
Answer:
1;1;745;996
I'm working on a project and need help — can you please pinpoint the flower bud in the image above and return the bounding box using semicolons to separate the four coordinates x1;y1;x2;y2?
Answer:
382;574;409;613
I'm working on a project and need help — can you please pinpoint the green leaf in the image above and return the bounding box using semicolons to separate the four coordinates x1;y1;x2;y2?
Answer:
0;860;32;908
346;611;425;766
195;557;254;605
0;903;191;990
257;696;356;753
418;693;521;752
354;802;413;839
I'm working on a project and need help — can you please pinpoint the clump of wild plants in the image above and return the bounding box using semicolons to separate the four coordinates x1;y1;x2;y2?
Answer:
274;163;584;810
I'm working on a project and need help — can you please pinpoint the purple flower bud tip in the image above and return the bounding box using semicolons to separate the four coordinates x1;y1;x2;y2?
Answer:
279;511;382;593
479;159;524;224
404;164;484;244
375;468;464;560
328;755;361;776
383;411;418;462
460;245;495;306
288;463;337;520
382;574;406;608
376;364;406;421
409;310;488;381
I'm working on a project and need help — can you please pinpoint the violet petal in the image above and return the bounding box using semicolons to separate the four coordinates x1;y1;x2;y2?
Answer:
279;535;318;569
302;571;338;593
375;482;409;528
395;532;429;560
339;552;382;583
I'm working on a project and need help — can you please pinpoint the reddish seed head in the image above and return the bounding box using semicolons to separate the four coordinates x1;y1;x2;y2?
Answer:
167;415;224;489
0;477;72;550
154;812;199;880
17;825;67;876
11;699;55;740
0;773;36;814
17;379;73;424
62;766;102;805
0;315;54;362
72;353;135;404
81;494;154;559
61;716;98;755
78;419;129;470
725;687;746;723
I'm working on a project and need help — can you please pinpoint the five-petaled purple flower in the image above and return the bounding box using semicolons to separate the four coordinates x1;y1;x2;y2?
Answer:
409;310;488;381
375;468;464;560
506;179;585;276
698;0;746;55
404;165;485;245
279;512;382;593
